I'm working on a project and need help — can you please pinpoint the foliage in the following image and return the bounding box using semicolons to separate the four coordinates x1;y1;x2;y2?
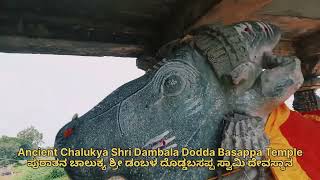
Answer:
0;136;32;166
0;126;66;179
17;126;44;148
13;165;68;180
46;168;67;179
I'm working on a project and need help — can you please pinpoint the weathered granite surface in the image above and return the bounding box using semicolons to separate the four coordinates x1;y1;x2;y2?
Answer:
55;21;303;180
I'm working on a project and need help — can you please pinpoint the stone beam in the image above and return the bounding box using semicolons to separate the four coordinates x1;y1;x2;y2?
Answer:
159;0;221;47
0;35;144;57
0;12;153;45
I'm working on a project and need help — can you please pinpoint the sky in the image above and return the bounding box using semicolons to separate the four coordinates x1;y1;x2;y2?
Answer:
0;53;294;147
0;53;144;146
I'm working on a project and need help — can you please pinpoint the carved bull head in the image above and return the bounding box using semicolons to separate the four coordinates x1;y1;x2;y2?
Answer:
55;22;303;180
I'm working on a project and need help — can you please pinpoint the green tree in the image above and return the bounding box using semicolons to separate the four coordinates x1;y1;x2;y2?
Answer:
0;136;32;166
17;126;43;148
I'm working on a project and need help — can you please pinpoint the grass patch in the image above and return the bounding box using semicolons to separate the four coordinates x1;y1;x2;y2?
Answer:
12;165;69;180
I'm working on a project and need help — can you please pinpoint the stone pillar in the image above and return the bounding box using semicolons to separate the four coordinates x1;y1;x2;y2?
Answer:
294;32;320;112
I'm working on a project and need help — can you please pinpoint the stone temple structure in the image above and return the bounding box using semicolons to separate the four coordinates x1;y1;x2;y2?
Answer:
1;0;320;179
1;0;320;110
54;21;304;179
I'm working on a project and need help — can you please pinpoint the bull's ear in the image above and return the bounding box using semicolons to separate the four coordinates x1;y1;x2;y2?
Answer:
229;62;262;95
72;113;78;121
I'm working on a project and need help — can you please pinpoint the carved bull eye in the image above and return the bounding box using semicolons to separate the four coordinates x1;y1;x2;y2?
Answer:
162;74;186;96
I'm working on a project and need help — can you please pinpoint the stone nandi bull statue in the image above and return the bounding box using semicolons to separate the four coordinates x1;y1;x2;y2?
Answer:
55;21;303;180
